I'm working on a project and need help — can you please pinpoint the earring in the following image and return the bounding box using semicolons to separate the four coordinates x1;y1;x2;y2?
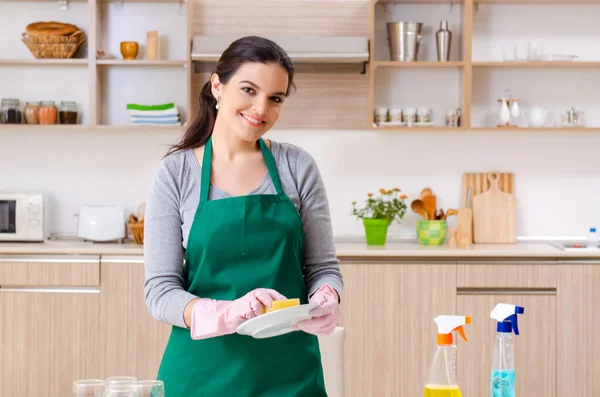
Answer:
215;97;220;110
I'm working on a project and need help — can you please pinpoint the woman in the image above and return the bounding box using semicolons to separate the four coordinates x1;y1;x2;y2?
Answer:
143;35;343;397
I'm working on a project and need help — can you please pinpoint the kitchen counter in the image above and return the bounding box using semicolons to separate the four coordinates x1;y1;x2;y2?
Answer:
2;239;600;259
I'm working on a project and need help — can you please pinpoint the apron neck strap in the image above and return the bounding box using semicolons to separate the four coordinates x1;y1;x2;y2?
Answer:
258;138;284;195
200;136;284;205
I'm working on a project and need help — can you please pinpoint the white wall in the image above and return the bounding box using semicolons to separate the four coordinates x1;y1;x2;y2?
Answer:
2;128;599;239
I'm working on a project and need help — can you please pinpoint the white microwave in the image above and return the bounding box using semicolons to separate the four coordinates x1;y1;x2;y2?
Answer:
0;193;44;242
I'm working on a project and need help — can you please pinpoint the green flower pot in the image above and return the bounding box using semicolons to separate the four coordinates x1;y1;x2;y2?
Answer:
416;220;448;246
363;218;391;246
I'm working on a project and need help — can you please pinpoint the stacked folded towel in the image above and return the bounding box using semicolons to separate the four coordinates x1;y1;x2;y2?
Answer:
126;103;181;125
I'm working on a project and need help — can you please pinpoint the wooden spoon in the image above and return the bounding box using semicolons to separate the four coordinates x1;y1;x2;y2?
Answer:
442;208;458;220
420;187;433;198
411;199;429;220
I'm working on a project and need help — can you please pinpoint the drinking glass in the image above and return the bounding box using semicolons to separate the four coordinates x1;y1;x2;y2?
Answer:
103;384;140;397
137;380;165;397
73;379;106;397
106;376;138;387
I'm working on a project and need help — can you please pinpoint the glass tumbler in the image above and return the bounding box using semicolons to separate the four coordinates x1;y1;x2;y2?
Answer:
72;379;106;397
103;384;140;397
106;376;138;387
137;380;165;397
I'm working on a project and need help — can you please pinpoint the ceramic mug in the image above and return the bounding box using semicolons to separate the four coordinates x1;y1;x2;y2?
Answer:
417;108;431;123
402;107;416;123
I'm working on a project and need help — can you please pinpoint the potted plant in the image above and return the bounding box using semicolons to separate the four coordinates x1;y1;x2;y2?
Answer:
351;188;408;246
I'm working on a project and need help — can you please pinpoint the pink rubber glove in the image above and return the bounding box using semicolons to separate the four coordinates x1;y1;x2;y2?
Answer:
190;288;286;340
293;283;340;336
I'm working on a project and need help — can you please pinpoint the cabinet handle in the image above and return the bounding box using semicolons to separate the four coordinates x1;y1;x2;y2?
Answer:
457;287;556;295
0;286;100;294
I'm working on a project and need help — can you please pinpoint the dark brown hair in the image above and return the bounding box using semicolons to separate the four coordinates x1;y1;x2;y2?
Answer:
166;36;296;156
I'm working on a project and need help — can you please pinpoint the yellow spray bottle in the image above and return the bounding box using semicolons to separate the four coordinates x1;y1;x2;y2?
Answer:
424;315;471;397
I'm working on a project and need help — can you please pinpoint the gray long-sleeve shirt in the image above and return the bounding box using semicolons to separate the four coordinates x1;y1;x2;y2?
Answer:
143;139;343;328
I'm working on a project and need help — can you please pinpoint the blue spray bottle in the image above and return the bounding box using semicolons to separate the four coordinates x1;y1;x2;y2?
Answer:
489;303;525;397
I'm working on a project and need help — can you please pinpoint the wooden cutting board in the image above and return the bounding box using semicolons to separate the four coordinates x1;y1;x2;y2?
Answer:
462;172;514;208
472;172;517;243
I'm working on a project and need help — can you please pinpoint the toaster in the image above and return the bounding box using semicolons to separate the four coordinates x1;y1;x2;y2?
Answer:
77;204;126;242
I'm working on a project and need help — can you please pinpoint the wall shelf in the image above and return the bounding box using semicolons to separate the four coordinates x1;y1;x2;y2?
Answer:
0;59;88;65
373;61;464;69
473;61;600;68
96;60;188;67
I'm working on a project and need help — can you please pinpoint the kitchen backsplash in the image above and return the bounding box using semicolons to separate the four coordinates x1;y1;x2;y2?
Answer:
1;128;600;239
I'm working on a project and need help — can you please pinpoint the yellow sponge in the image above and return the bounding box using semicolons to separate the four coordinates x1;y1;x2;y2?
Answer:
265;298;300;314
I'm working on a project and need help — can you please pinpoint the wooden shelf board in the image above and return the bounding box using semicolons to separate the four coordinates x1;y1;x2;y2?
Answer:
473;61;600;68
470;126;599;131
476;0;600;4
373;61;464;69
96;60;188;67
0;59;88;65
94;125;185;131
376;0;463;4
372;126;468;131
102;0;186;2
0;125;88;130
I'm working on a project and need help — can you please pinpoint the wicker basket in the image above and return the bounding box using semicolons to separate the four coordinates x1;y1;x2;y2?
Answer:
21;30;86;59
128;222;144;245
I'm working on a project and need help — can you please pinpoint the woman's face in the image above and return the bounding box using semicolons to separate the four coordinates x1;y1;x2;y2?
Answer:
211;62;289;142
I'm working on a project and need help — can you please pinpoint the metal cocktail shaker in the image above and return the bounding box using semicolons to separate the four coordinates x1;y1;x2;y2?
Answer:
436;20;452;62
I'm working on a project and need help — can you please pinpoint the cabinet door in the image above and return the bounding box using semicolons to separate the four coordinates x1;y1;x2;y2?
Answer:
457;293;556;397
557;263;600;396
99;257;171;380
0;289;100;397
340;262;456;397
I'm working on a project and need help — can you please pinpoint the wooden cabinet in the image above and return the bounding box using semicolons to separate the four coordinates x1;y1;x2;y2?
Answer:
339;261;457;397
556;261;600;396
99;256;171;380
0;255;101;397
456;261;557;397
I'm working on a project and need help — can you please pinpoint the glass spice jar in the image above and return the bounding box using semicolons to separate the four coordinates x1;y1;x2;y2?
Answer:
24;101;41;124
1;98;22;124
58;101;78;124
38;101;57;125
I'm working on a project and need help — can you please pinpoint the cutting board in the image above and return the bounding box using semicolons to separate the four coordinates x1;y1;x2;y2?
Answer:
472;172;517;244
462;172;514;208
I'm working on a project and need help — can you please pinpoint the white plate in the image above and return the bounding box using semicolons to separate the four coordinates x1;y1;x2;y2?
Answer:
236;303;318;339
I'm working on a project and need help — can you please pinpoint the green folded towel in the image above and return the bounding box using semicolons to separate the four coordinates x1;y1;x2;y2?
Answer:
126;103;175;111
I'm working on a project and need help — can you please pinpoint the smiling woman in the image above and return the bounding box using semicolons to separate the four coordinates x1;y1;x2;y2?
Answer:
143;36;343;397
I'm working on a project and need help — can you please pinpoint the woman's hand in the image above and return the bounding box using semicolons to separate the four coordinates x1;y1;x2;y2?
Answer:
293;284;339;336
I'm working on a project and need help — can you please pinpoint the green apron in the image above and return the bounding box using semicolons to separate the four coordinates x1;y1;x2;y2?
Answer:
156;137;327;397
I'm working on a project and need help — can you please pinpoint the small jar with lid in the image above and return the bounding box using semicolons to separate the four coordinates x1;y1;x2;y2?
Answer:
58;101;78;124
24;101;41;124
1;98;22;124
38;101;57;125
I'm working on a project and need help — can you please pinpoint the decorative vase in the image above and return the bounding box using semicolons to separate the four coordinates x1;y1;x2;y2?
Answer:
120;41;139;60
363;218;391;246
416;220;448;246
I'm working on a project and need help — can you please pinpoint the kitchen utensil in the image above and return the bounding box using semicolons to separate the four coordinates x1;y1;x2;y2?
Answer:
422;195;437;221
77;204;126;242
386;22;423;61
456;208;472;248
448;229;458;248
472;172;517;244
435;209;444;220
420;187;433;197
411;199;429;220
442;208;458;220
561;106;585;126
236;303;318;339
523;107;547;127
436;20;452;62
462;172;514;208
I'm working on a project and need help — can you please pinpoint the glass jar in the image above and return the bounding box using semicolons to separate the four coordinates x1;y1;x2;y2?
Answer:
58;101;78;124
1;98;22;124
38;101;57;125
24;101;40;124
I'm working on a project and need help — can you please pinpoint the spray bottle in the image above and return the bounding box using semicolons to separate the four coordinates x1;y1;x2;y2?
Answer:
489;303;525;397
424;315;471;397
